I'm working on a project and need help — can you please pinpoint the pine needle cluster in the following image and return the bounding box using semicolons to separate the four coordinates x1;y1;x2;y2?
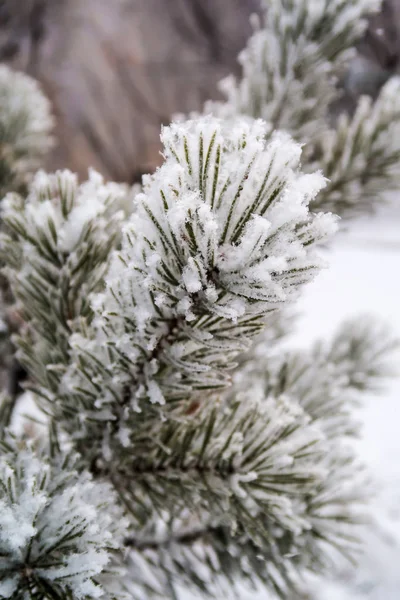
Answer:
0;0;399;597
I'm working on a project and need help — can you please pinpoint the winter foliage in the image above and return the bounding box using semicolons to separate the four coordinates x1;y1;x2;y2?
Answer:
1;168;129;394
0;66;54;436
209;0;400;220
2;116;337;456
1;111;395;598
310;77;400;217
0;66;53;200
0;438;126;599
208;0;380;140
234;318;398;567
0;1;399;599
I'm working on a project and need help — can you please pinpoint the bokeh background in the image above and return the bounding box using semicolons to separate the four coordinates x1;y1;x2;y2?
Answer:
2;0;400;181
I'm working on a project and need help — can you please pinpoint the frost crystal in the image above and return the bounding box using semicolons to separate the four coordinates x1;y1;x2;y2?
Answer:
58;115;336;448
0;444;126;599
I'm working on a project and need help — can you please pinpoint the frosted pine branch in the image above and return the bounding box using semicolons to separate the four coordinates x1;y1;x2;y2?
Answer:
0;9;398;599
100;392;325;599
119;524;304;599
227;318;398;574
0;114;341;597
208;0;380;143
53;116;337;454
0;438;127;599
0;66;53;200
99;315;397;598
110;392;325;539
239;317;399;440
310;78;400;218
4;106;393;598
0;65;53;406
1;169;130;399
206;0;400;221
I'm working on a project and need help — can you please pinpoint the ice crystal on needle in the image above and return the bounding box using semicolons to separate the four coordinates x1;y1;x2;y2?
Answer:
59;116;337;446
0;442;126;599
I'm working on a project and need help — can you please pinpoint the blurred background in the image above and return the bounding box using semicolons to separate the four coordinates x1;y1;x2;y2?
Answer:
1;1;400;598
1;0;400;181
0;0;259;181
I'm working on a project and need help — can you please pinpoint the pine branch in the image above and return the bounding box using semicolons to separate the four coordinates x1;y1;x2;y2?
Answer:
108;394;325;535
206;0;400;221
54;116;336;455
237;316;399;441
110;317;397;598
310;77;400;218
0;65;54;430
0;437;128;600
1;169;131;397
0;114;343;597
117;522;304;599
111;446;365;599
2;79;388;597
207;0;380;143
0;65;53;200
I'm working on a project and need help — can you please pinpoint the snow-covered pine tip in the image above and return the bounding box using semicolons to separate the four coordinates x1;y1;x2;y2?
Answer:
0;444;127;600
0;65;54;200
2;168;128;258
0;169;130;390
126;116;337;321
78;116;338;412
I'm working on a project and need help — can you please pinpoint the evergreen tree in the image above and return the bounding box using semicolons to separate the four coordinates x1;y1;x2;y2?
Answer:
207;0;400;219
0;0;399;597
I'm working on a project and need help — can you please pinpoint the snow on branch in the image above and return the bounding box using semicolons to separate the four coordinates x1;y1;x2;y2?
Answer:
310;78;400;218
51;115;338;453
1;169;130;394
0;438;127;599
0;65;53;200
111;391;325;538
239;316;399;440
226;317;398;574
208;0;380;143
103;390;326;599
207;0;400;221
99;315;398;597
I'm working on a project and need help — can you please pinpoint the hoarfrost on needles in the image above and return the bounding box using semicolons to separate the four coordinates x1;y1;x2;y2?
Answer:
0;446;127;598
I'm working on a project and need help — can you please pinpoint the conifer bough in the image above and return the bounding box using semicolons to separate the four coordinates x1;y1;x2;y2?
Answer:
0;438;127;599
209;0;400;220
0;114;343;598
0;0;399;595
0;66;53;200
2;116;337;448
